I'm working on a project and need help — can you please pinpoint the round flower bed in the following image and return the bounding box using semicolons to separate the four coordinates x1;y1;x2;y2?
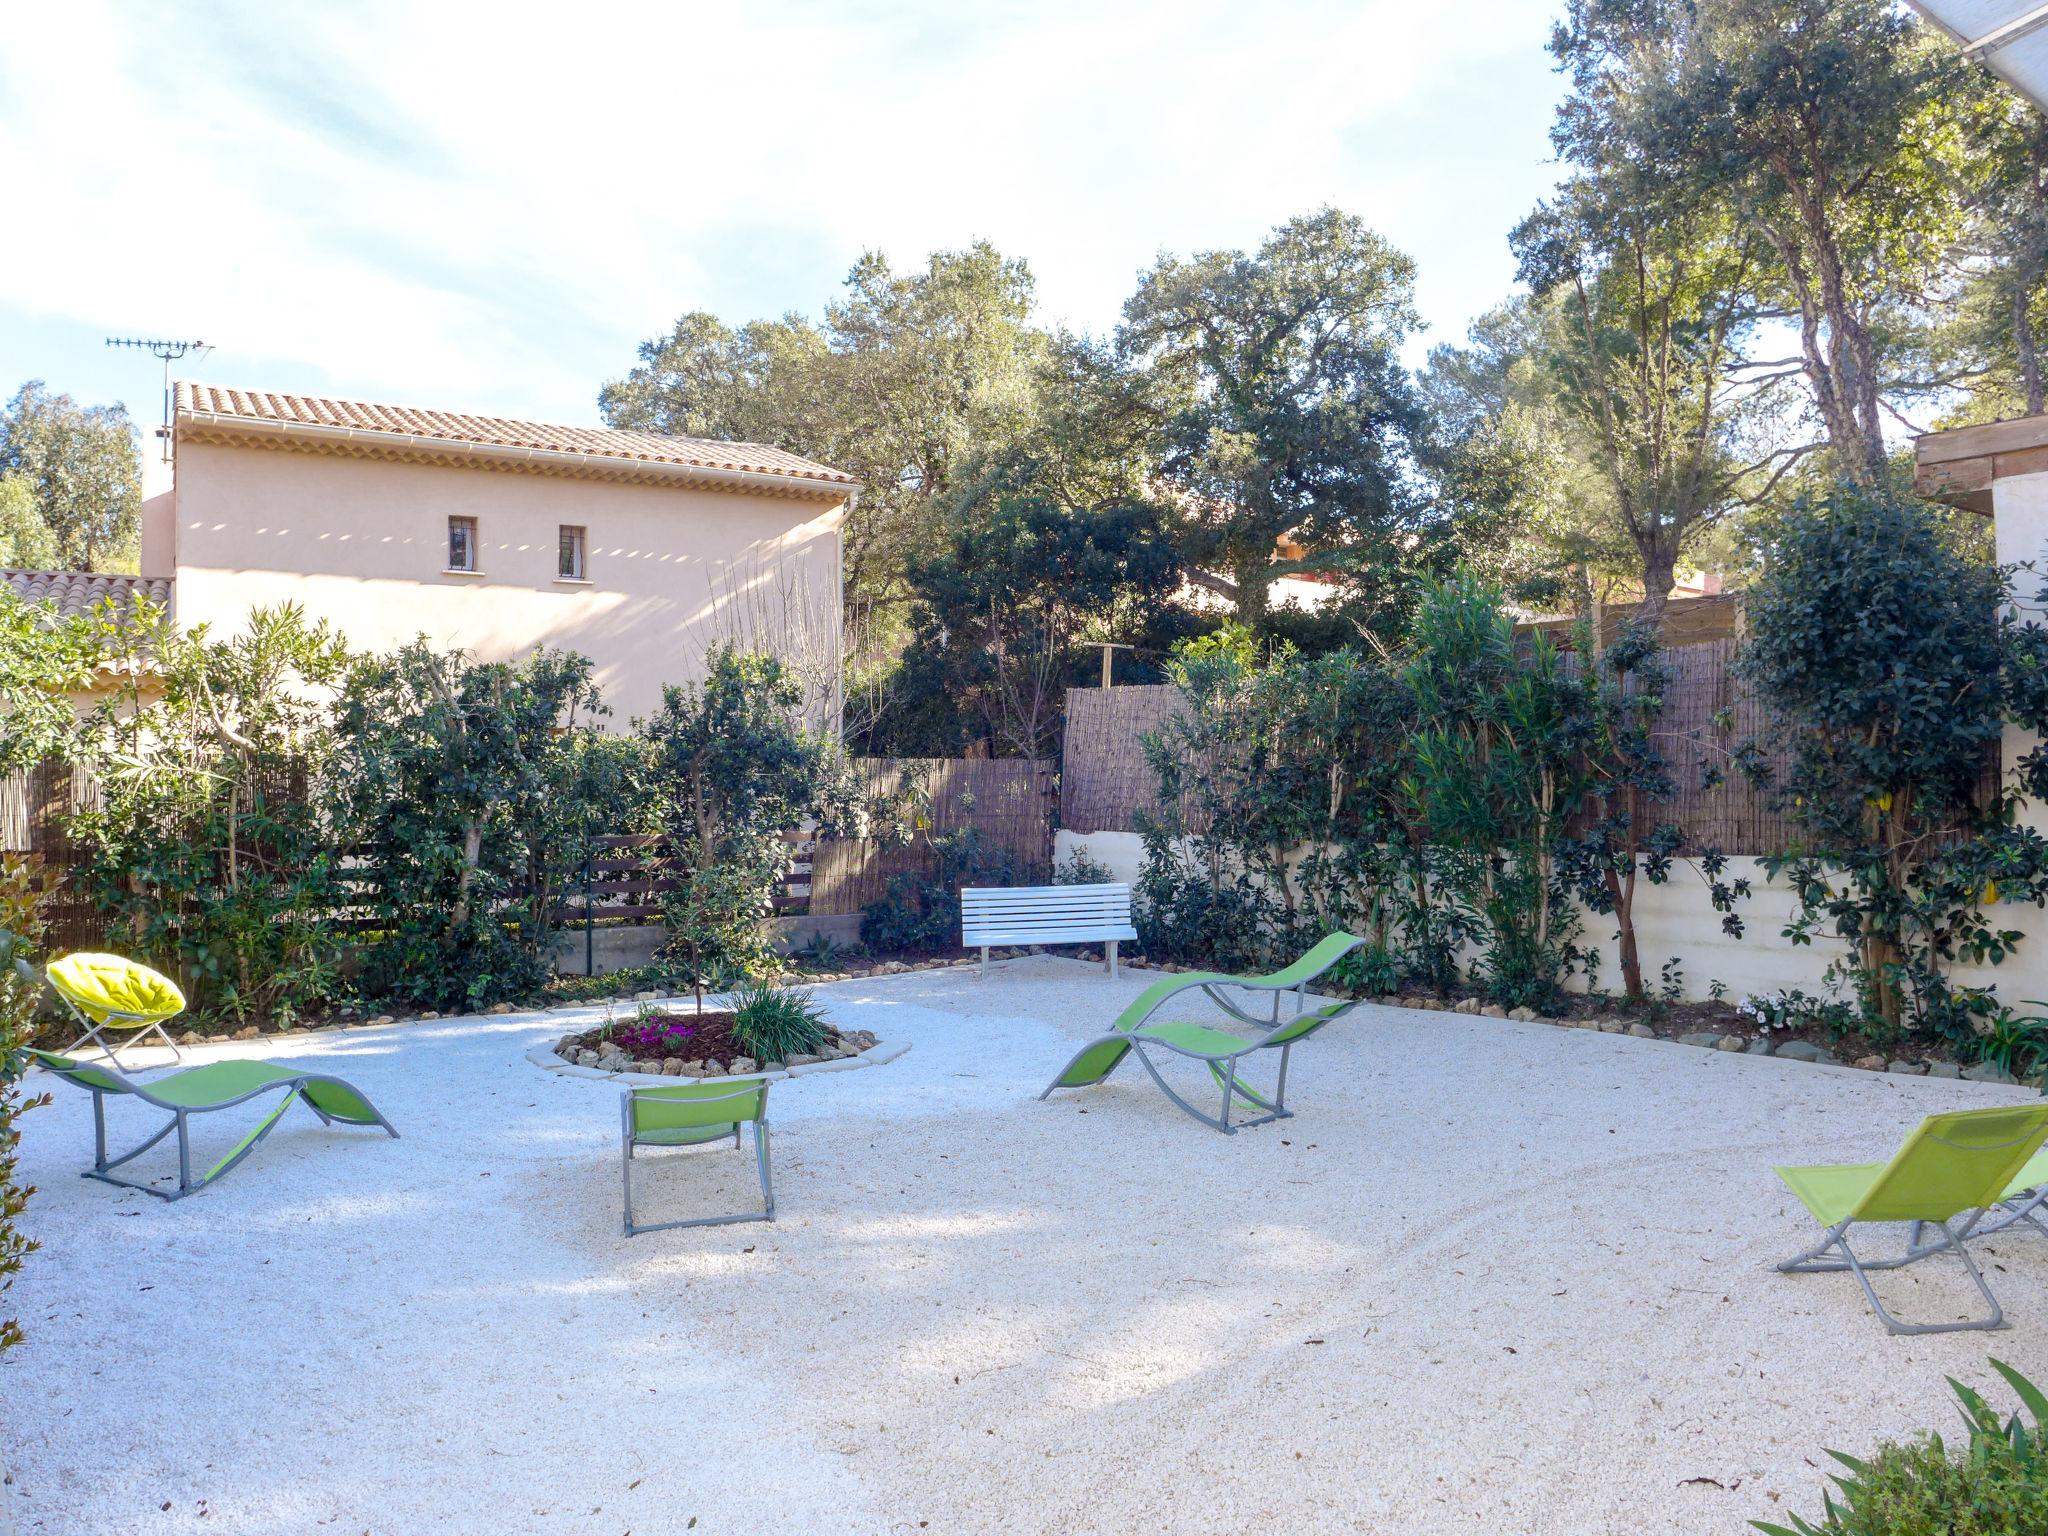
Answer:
555;1005;879;1078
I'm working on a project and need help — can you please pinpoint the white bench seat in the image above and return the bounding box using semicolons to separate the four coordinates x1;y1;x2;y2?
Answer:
960;883;1138;977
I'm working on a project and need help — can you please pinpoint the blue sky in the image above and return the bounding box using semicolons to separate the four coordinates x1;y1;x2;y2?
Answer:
0;1;1569;435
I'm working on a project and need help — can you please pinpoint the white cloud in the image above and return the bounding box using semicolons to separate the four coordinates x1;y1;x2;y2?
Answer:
0;0;1561;421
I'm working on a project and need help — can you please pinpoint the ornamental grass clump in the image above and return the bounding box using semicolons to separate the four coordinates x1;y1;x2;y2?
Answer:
729;980;829;1065
1755;1360;2048;1536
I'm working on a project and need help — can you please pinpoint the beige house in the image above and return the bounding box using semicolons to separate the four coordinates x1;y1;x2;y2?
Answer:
130;383;855;723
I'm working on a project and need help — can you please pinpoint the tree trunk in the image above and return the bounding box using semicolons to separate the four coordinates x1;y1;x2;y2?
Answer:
1635;548;1677;632
2017;279;2045;419
1604;864;1644;1001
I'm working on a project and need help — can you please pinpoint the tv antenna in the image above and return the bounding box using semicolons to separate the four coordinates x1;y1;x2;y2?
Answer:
105;336;212;461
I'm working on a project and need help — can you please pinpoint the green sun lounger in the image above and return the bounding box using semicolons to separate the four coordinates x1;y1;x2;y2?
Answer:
1040;932;1368;1133
1773;1102;2048;1334
621;1079;775;1235
28;1047;400;1201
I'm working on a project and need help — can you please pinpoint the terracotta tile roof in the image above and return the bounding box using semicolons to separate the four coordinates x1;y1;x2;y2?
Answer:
2;570;172;620
175;382;855;491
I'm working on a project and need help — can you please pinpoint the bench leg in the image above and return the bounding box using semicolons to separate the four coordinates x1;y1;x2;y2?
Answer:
1107;940;1118;980
980;945;989;979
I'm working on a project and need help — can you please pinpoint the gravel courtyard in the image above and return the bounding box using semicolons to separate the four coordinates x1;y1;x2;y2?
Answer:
9;956;2047;1535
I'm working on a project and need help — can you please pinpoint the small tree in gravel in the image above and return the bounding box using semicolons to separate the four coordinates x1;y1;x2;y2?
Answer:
642;646;854;998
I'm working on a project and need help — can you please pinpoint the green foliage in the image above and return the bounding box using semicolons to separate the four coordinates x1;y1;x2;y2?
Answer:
786;931;859;972
1132;825;1286;974
901;490;1186;757
1558;620;1749;1000
0;474;59;569
0;857;52;1357
1548;0;1982;487
330;642;612;1013
1738;488;2048;1042
1055;845;1114;887
601;243;1050;618
1755;1360;2048;1536
860;825;1019;955
1974;1003;2048;1086
1402;571;1589;1010
0;380;142;571
0;585;93;775
1117;208;1435;634
728;979;829;1065
1137;626;1423;978
545;962;691;1005
643;646;849;996
71;602;352;1022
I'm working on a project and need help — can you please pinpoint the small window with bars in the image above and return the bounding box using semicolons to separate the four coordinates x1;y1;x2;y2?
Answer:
558;524;587;580
447;516;478;572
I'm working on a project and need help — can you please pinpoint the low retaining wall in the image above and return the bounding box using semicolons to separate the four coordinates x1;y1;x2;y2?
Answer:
1054;829;2048;1007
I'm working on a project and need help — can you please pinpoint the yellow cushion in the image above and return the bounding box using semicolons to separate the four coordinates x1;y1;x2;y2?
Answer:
46;952;186;1026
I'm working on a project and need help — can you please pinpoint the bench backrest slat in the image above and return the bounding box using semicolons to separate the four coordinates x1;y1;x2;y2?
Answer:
962;884;1137;946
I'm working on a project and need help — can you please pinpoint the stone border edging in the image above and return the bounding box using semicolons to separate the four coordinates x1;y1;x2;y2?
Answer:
526;991;911;1086
526;1038;910;1086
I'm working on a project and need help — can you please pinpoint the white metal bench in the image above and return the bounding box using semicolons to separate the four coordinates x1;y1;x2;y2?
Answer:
961;884;1138;978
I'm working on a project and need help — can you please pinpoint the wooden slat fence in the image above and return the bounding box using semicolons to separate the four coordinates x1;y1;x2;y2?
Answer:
808;757;1055;915
1;760;101;951
1058;686;1184;839
1056;647;1997;857
5;755;1042;946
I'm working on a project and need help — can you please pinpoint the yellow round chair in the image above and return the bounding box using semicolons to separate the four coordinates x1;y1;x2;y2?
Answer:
46;952;187;1068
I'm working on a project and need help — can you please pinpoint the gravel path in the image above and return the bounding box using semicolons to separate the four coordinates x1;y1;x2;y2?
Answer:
8;957;2047;1535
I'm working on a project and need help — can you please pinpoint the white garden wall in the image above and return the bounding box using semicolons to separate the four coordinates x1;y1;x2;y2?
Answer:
1054;828;2048;1007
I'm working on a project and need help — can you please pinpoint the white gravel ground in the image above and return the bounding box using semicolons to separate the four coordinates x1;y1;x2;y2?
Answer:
8;957;2048;1535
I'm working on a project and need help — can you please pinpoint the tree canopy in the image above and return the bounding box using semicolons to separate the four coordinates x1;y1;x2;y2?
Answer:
0;382;142;572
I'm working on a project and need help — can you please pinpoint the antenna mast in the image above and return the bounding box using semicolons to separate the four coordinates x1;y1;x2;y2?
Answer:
105;336;213;461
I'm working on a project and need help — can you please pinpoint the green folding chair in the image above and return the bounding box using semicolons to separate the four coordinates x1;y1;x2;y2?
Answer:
1041;932;1368;1133
1773;1103;2048;1334
28;1047;400;1201
1938;1144;2048;1244
621;1079;775;1235
46;951;187;1068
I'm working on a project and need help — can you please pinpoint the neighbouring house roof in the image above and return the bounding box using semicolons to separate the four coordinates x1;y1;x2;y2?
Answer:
174;383;859;500
2;569;172;621
1914;413;2048;514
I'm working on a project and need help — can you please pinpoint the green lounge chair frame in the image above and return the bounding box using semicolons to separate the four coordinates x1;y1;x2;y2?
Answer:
621;1079;774;1235
1773;1103;2048;1335
28;1047;400;1201
1040;932;1367;1133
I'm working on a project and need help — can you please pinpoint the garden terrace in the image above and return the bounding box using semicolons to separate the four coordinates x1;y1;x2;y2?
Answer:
10;958;2048;1533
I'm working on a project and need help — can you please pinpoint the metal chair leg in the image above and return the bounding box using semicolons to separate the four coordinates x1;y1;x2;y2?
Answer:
1779;1215;2007;1334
